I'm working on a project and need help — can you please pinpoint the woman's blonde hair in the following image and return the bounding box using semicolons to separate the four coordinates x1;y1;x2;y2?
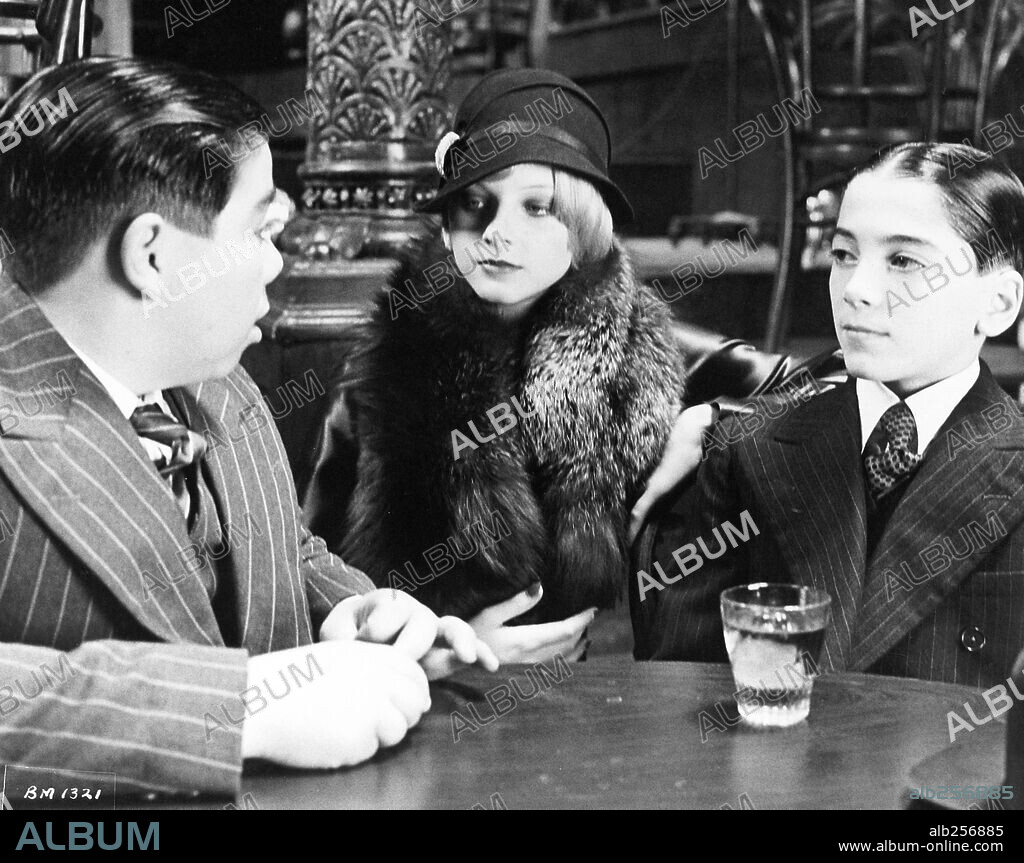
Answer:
442;165;615;267
551;168;614;266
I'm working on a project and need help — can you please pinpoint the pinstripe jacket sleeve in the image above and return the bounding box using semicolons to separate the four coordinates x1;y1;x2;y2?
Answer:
647;413;754;662
0;641;249;798
300;525;375;634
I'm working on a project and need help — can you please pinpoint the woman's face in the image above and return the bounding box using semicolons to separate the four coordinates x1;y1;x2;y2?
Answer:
448;163;573;316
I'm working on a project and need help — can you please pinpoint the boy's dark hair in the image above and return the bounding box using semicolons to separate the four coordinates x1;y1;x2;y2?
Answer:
851;142;1024;275
0;56;265;291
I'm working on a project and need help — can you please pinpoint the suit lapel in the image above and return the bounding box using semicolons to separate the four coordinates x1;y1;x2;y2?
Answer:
0;281;223;645
762;381;867;671
169;373;310;653
850;366;1024;669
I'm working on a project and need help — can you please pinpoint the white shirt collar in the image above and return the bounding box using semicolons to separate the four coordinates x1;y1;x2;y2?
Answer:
855;359;980;455
63;340;170;421
60;342;182;488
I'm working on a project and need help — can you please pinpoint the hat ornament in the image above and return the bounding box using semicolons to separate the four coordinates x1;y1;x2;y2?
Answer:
434;131;462;177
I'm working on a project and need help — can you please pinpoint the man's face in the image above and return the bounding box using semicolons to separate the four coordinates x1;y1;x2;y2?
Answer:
153;142;283;382
830;171;994;397
448;163;573;317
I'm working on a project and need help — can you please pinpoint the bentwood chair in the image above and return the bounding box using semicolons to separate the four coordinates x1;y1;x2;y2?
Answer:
0;0;96;99
749;0;1007;352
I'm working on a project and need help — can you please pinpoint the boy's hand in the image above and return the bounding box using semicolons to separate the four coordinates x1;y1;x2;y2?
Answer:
628;403;718;543
320;590;499;679
241;641;429;768
469;585;595;664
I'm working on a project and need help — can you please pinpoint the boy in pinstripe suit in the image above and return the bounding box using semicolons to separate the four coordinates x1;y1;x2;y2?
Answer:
645;143;1024;689
0;57;498;798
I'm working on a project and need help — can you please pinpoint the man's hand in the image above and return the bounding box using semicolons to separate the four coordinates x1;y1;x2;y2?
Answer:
469;585;596;664
628;403;718;543
241;641;430;768
320;590;499;679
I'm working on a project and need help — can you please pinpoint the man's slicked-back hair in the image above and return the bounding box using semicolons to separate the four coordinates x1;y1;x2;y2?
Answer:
0;56;266;291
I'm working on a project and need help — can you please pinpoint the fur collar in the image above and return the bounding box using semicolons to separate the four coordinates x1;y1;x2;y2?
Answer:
342;229;682;622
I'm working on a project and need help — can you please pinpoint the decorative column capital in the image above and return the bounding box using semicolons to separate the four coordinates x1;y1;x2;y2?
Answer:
281;0;453;260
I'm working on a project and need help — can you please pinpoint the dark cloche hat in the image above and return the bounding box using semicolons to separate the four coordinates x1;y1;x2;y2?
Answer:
419;68;634;225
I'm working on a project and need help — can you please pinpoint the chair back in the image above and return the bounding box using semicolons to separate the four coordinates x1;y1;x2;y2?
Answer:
758;0;1005;149
749;0;1009;351
0;0;94;96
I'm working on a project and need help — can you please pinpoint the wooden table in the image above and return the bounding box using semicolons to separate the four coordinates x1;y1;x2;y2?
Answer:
192;658;1002;810
911;714;1013;812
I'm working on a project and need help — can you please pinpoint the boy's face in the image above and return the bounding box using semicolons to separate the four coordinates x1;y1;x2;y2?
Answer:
448;163;572;317
154;142;283;382
830;172;994;397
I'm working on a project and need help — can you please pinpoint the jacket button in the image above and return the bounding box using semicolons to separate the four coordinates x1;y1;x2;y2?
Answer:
960;626;987;653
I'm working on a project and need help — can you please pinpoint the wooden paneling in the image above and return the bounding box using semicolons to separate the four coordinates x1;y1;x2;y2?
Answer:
546;3;783;231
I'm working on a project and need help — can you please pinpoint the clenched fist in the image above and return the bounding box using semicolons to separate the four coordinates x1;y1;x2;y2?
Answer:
240;640;430;769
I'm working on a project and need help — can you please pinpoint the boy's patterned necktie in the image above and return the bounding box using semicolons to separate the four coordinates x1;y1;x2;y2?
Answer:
863;401;923;500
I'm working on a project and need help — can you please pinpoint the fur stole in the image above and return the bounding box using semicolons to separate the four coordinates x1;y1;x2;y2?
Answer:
340;229;683;622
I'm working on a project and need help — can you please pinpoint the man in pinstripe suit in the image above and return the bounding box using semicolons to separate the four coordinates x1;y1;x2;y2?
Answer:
646;144;1024;689
0;58;497;799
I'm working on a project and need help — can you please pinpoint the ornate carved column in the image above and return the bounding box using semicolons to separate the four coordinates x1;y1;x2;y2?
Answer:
254;0;454;486
281;0;452;264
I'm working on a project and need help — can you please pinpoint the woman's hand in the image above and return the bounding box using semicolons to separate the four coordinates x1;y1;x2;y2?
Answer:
628;403;719;543
321;590;499;680
469;585;596;664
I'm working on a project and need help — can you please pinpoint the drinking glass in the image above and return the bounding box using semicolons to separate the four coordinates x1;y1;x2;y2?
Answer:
720;583;832;727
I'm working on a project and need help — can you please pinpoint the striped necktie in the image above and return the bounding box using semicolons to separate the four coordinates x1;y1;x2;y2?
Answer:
129;403;207;477
130;403;207;521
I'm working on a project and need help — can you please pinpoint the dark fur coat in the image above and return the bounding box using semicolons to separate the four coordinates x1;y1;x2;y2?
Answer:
337;229;683;622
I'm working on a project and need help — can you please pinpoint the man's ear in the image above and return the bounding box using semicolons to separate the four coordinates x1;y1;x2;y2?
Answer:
979;267;1024;338
120;213;169;304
